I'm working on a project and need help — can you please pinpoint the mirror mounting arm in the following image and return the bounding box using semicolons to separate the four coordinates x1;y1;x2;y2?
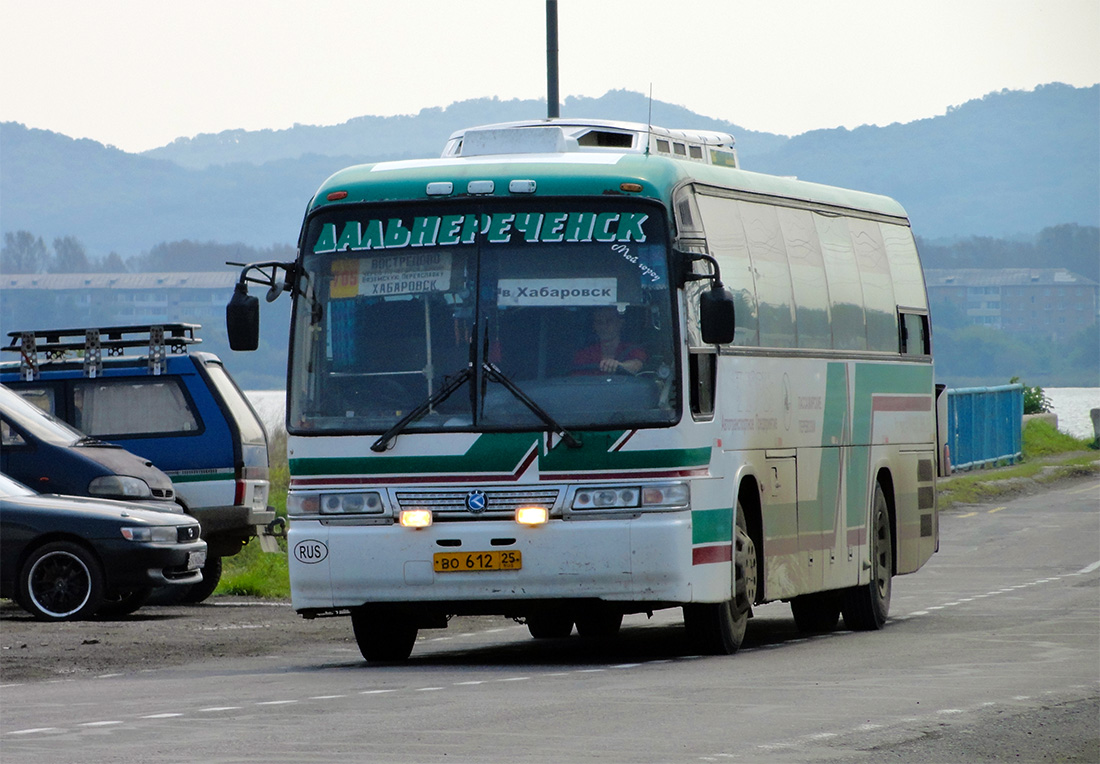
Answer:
226;260;302;302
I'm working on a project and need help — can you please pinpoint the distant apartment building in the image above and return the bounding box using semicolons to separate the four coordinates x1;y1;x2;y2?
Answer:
0;272;237;333
924;268;1099;340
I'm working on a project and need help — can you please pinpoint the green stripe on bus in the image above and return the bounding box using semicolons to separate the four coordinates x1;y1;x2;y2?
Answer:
692;507;732;545
290;432;711;478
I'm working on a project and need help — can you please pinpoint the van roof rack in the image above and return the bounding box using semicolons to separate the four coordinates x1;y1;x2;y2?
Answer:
2;323;201;381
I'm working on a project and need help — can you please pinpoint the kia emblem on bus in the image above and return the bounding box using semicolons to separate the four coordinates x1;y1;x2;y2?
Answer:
466;490;488;514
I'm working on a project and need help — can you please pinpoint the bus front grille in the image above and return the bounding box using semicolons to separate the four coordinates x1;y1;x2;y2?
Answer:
394;488;560;520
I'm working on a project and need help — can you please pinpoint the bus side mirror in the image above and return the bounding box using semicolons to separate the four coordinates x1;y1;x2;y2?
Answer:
700;285;735;345
226;283;260;351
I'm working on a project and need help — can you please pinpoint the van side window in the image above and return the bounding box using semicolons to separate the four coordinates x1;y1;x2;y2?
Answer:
74;379;201;437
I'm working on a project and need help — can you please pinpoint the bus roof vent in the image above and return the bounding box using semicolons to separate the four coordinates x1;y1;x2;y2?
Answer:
460;126;576;157
442;119;738;167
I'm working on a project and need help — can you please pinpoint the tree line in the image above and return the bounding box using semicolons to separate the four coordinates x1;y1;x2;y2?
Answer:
1;232;294;275
5;224;1095;280
916;223;1099;282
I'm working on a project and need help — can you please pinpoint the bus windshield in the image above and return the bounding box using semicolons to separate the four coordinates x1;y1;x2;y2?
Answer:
288;201;679;435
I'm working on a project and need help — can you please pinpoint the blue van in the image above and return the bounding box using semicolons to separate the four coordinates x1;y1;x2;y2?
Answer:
1;324;280;602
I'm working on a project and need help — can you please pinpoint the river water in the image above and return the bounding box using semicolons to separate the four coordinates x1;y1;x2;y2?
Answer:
246;387;1100;441
1044;387;1100;440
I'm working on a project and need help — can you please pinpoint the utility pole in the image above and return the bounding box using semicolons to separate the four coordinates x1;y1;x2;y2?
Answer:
546;0;559;119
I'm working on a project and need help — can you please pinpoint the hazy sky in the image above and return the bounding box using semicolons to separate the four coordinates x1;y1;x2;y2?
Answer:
2;0;1097;153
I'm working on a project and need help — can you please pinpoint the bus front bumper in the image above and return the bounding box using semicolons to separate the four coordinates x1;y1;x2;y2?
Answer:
287;512;702;613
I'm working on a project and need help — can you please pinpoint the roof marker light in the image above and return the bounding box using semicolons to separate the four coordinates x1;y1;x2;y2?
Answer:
426;181;453;196
326;191;348;201
508;179;537;194
467;180;495;195
620;182;643;193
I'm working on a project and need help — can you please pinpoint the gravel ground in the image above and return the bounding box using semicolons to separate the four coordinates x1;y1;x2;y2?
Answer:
0;597;337;683
0;597;514;684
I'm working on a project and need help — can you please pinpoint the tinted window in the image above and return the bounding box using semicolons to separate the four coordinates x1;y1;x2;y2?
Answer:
740;202;796;348
815;215;866;351
848;218;897;352
777;207;832;349
695;193;759;346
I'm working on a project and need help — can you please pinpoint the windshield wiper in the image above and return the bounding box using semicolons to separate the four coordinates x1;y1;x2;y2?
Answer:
371;366;473;452
482;362;582;449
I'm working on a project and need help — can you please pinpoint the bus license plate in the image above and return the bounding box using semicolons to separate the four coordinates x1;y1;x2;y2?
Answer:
433;550;522;573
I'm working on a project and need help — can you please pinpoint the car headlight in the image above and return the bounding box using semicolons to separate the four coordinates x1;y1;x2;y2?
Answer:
89;475;153;500
121;525;179;542
572;482;690;511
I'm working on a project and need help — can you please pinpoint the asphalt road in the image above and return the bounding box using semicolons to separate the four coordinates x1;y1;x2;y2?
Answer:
2;476;1097;763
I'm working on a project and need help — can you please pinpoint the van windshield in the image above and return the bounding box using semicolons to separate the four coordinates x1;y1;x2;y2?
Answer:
288;201;679;435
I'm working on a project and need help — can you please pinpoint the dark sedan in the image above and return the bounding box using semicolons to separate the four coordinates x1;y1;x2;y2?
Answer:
0;383;178;508
0;474;207;621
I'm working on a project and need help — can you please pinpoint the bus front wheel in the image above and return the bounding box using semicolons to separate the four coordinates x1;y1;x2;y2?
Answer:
841;483;893;631
684;505;757;655
351;608;418;663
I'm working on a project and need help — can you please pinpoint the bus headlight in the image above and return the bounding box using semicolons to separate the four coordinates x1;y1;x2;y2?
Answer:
572;482;689;511
319;492;384;514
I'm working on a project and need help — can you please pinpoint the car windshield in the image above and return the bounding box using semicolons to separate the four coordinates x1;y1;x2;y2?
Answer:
0;384;85;446
0;473;36;498
288;200;679;435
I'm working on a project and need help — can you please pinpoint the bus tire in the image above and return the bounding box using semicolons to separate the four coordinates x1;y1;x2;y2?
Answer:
575;610;622;640
351;608;418;663
526;613;575;639
841;483;893;631
789;591;841;632
683;506;756;654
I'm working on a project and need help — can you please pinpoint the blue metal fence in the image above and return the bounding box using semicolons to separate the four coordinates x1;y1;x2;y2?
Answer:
945;384;1024;471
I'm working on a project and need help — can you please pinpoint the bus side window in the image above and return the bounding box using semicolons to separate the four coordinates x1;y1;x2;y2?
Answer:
689;351;716;419
899;311;930;355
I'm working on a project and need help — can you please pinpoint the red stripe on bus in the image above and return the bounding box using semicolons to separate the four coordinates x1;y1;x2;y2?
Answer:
692;544;732;565
872;395;932;412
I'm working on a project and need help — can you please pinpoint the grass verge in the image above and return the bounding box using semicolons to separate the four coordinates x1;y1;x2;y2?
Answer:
937;419;1099;510
215;463;291;599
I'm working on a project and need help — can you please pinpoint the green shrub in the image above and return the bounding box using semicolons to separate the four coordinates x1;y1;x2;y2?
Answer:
1010;376;1052;415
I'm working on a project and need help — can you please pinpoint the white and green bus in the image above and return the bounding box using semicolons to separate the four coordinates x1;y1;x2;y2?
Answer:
229;119;942;662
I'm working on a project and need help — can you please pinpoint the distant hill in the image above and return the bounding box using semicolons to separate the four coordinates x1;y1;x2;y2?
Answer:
141;90;790;169
1;84;1096;257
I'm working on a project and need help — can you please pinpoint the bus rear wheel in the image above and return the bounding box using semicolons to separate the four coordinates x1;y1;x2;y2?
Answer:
351;608;418;663
790;591;841;632
684;505;756;655
575;610;623;640
526;613;575;639
841;483;893;631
